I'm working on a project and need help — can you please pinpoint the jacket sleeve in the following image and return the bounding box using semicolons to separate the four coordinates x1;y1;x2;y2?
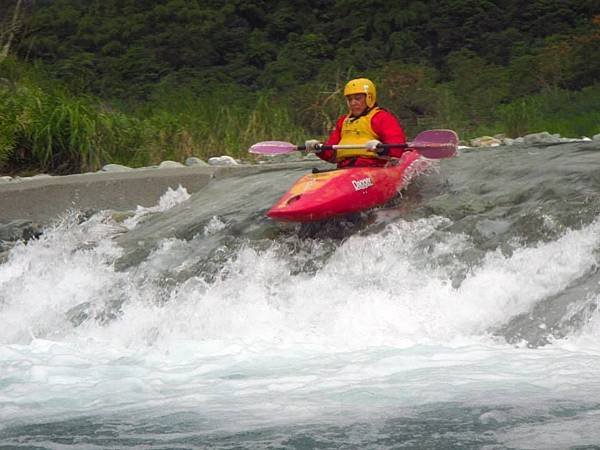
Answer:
371;110;406;158
318;115;346;163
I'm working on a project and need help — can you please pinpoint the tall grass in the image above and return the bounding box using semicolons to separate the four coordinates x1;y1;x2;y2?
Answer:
0;81;144;173
2;56;599;175
1;61;309;174
484;85;600;139
136;89;308;163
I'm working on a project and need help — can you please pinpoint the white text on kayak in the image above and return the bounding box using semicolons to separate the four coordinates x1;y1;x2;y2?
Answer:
352;177;374;191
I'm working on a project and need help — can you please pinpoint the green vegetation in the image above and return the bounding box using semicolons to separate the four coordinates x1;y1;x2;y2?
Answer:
0;58;306;174
483;85;600;138
1;0;599;174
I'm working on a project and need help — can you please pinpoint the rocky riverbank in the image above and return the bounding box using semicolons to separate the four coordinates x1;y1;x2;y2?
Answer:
467;131;600;148
0;153;324;218
1;130;598;254
0;154;324;258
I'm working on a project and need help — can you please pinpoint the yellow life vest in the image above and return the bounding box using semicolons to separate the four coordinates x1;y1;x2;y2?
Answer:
337;107;381;161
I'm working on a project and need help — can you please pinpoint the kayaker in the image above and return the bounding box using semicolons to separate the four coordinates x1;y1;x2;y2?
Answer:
305;78;406;168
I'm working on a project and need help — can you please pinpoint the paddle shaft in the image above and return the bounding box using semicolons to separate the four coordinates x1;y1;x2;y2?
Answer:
248;129;458;158
298;143;408;151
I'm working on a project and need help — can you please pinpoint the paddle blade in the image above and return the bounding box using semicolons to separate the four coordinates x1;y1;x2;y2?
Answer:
248;141;298;155
410;129;459;159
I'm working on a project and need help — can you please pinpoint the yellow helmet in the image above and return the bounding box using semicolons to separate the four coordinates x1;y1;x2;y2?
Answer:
344;78;377;108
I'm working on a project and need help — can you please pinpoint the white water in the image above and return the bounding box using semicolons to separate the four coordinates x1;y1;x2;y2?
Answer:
2;189;600;447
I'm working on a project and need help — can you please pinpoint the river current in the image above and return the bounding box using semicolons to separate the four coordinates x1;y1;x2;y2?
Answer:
1;141;600;449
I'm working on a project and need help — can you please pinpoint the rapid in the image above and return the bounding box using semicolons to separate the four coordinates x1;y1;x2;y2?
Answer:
1;140;600;449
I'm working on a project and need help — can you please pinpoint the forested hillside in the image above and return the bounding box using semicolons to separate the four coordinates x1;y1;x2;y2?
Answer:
1;0;599;174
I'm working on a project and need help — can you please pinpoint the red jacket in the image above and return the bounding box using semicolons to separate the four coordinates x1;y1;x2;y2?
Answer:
319;108;406;167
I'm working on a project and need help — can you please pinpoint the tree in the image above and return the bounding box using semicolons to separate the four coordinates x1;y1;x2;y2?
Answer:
0;0;25;62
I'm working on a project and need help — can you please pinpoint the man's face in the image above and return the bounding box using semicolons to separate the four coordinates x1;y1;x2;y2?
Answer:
346;93;367;117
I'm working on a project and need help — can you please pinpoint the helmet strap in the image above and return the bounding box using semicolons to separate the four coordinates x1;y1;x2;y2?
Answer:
349;104;376;121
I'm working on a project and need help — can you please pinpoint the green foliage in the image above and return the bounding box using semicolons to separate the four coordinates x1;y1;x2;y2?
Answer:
496;98;544;138
1;57;147;173
467;84;600;139
0;57;308;174
0;81;136;173
12;0;598;101
135;88;307;163
446;49;511;127
1;1;599;174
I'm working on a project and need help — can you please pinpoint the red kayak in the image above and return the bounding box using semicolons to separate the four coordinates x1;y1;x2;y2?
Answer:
267;150;423;222
249;129;458;223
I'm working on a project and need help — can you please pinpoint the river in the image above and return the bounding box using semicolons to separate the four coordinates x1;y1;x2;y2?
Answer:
1;140;600;449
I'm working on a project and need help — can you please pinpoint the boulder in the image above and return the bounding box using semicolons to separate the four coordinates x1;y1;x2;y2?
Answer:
0;219;43;242
208;155;239;166
522;132;563;145
470;136;502;147
185;157;209;166
101;163;134;172
158;160;185;169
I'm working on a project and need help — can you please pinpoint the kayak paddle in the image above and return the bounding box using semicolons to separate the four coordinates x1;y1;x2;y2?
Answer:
249;129;458;159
